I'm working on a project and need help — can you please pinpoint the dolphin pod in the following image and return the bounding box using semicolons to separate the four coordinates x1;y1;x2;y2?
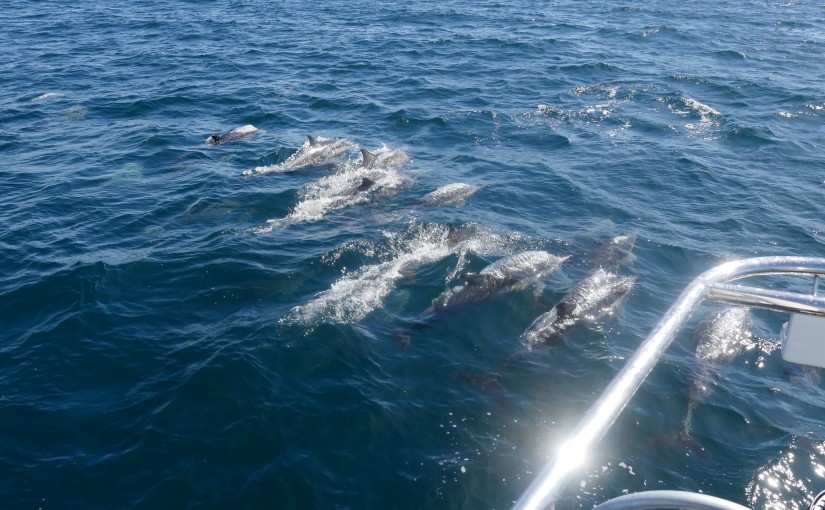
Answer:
229;132;640;375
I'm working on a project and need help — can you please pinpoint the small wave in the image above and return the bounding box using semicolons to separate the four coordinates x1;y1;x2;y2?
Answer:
386;109;449;129
30;92;60;103
724;125;777;146
658;96;723;139
663;97;721;118
716;49;747;59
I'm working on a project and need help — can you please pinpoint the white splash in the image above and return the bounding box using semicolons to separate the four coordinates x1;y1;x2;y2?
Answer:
282;223;458;325
205;125;265;145
660;96;722;139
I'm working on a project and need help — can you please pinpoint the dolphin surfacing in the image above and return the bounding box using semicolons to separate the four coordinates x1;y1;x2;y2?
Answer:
206;125;263;145
246;134;355;175
418;183;481;207
520;268;637;349
426;251;570;317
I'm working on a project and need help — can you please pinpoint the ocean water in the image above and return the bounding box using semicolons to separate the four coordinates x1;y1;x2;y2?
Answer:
2;1;825;508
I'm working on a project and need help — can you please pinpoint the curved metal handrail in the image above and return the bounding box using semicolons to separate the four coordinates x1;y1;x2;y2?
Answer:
591;491;752;510
513;257;825;510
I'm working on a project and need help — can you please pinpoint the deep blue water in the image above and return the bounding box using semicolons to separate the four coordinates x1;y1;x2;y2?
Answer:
2;1;825;508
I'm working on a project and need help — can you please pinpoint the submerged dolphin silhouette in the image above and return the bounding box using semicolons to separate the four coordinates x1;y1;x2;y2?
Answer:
582;232;637;271
684;308;752;422
651;307;752;456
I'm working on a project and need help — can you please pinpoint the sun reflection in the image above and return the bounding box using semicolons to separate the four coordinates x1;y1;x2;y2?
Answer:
747;441;810;510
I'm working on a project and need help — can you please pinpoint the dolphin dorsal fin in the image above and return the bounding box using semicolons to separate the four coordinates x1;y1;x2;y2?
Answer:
360;149;377;169
307;134;318;147
460;272;487;286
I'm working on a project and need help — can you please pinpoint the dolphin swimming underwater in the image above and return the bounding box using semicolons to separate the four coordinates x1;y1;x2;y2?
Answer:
684;307;752;416
392;250;569;349
650;306;752;455
581;232;637;271
462;236;638;399
425;251;571;318
345;177;377;196
205;125;264;145
519;268;637;350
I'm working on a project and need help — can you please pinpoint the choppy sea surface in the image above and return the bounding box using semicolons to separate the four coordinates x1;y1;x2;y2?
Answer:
2;1;825;508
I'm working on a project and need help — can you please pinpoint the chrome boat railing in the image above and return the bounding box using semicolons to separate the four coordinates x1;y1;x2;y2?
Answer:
513;257;825;510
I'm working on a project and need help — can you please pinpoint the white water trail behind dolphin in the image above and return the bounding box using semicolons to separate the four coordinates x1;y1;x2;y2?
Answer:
249;146;411;233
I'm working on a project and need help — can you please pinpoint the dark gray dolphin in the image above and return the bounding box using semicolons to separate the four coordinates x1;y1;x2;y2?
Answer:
206;125;263;145
519;268;637;349
426;251;570;317
345;177;376;196
394;250;569;348
246;135;355;175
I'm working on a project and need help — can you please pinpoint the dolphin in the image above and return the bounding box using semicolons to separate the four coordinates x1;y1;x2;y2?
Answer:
684;307;752;416
205;124;264;145
245;134;355;175
581;232;637;271
650;306;752;456
519;268;637;350
417;183;481;207
426;251;571;317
